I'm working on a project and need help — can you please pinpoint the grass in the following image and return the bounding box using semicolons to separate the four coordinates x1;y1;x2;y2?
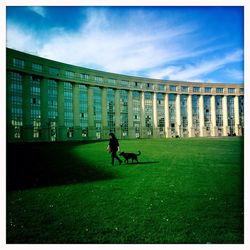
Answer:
6;137;244;243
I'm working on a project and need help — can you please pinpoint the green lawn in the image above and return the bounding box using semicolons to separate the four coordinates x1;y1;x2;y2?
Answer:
6;137;244;243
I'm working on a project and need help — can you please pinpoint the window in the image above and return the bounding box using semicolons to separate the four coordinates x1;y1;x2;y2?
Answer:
240;88;244;93
157;93;165;135
30;76;41;138
49;67;59;76
146;83;153;89
181;86;188;92
216;88;224;93
64;82;73;134
48;79;58;120
32;63;43;72
158;84;165;91
120;90;128;137
13;58;24;69
107;89;115;133
80;73;89;81
144;92;153;136
108;78;116;85
65;70;75;78
121;80;129;87
133;82;140;88
95;76;103;83
205;87;211;93
192;95;200;135
10;72;23;139
228;88;235;94
169;85;177;91
79;85;88;137
193;87;200;93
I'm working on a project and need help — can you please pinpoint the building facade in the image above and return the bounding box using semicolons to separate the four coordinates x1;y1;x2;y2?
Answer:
7;48;244;142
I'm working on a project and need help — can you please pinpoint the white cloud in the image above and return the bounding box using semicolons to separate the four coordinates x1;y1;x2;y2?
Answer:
6;8;243;83
7;22;41;53
28;7;46;18
224;69;244;81
149;50;243;82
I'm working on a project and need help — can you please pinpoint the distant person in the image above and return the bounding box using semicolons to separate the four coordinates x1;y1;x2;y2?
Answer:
107;133;122;166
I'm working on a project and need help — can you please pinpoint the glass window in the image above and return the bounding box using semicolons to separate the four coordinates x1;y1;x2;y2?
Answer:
121;80;129;87
32;63;43;72
64;82;73;138
168;94;176;136
13;58;24;69
108;78;116;85
180;95;188;136
144;92;153;136
239;96;244;127
205;87;211;93
93;87;102;139
216;88;224;93
30;76;41;138
227;96;235;135
146;83;153;89
192;95;200;136
49;67;59;76
79;85;88;137
181;86;188;92
10;72;23;139
132;91;140;138
215;96;223;135
158;84;165;91
240;88;244;93
65;70;75;79
133;82;140;88
120;90;128;137
95;76;103;83
193;87;200;93
107;89;115;133
204;95;211;135
169;85;177;91
157;93;165;135
48;79;58;120
80;73;89;81
228;88;235;94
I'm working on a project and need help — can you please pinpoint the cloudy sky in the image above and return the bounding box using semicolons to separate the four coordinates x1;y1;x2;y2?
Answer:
6;6;243;84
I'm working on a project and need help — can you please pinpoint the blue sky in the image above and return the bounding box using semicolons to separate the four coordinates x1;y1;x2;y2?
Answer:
6;6;244;84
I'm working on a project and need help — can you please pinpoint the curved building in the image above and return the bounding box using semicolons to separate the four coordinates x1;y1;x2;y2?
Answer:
7;48;244;142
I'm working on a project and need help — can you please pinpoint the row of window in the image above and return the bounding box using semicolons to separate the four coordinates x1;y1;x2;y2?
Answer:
12;58;244;94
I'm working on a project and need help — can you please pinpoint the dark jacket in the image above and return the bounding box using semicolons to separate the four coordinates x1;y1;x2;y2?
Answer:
109;138;119;152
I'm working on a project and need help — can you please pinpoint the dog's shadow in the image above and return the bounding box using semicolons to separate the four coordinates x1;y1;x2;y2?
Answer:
125;161;160;165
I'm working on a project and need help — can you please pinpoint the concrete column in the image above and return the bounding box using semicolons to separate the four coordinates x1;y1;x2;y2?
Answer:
128;90;135;138
101;87;109;139
210;95;217;136
222;95;229;136
87;86;96;139
115;89;121;139
187;94;194;137
6;71;14;142
164;93;170;138
140;91;146;138
234;95;240;136
40;78;49;141
176;94;181;136
22;74;33;141
199;95;205;137
152;92;159;138
73;83;82;140
57;81;67;141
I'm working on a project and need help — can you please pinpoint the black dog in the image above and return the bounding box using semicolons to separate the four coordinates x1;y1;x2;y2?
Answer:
119;151;141;164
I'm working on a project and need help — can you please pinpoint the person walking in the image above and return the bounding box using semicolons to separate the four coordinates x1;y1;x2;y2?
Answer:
107;133;122;166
